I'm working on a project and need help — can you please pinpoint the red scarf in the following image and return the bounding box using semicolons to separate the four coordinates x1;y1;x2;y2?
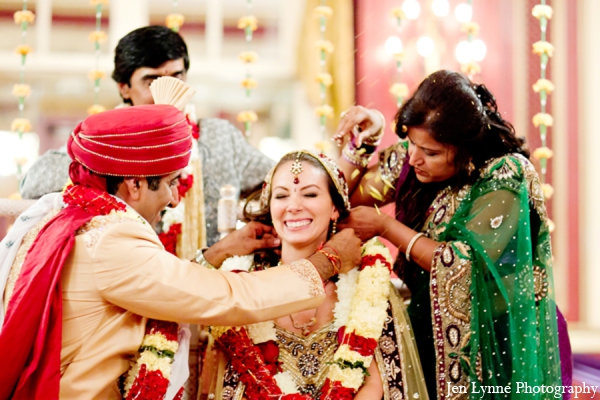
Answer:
0;165;125;399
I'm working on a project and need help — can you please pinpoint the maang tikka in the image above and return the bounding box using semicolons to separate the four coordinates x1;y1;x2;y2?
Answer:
290;152;303;184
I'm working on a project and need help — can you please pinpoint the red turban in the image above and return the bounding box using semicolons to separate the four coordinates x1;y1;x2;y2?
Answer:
68;104;193;177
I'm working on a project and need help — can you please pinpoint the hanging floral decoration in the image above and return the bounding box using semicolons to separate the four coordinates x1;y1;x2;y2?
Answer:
531;1;555;232
313;1;335;148
87;0;108;116
10;2;35;177
236;0;259;136
388;7;408;107
208;238;391;398
458;0;482;78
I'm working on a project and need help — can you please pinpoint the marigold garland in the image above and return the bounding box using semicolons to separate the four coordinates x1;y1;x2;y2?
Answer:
87;0;107;116
531;1;555;216
388;5;407;107
313;1;335;149
10;1;35;177
236;0;259;136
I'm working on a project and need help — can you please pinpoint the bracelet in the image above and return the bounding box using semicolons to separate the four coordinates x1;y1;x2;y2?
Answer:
317;243;342;275
342;139;375;168
361;109;385;147
405;232;426;262
194;248;217;269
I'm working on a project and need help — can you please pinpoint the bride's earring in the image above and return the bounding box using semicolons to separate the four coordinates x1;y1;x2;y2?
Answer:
331;219;337;235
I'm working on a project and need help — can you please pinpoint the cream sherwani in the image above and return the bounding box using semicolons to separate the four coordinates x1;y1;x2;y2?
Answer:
4;210;324;399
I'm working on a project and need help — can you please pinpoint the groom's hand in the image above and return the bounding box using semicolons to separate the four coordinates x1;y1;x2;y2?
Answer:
203;222;280;267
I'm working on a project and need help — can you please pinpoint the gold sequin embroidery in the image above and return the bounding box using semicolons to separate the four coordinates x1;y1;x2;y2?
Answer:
287;259;326;298
275;323;337;397
76;212;145;248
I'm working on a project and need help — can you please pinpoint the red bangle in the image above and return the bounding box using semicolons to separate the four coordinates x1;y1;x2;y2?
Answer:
317;243;341;275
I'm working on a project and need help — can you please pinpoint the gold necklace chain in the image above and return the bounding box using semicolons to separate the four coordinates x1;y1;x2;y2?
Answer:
289;309;318;336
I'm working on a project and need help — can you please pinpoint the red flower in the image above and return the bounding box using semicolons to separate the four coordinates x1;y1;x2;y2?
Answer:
216;328;286;398
341;331;377;357
158;223;182;255
360;253;392;272
337;326;346;344
186;115;200;139
319;379;356;400
257;340;279;364
126;365;169;400
177;173;194;198
146;319;179;342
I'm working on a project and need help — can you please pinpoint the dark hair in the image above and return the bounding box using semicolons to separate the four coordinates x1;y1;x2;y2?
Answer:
395;70;529;184
111;25;190;87
244;152;349;226
105;175;162;195
393;70;529;275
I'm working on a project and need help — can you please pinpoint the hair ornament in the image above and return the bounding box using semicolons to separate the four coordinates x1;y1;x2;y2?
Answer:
402;124;408;133
290;152;303;184
259;150;350;212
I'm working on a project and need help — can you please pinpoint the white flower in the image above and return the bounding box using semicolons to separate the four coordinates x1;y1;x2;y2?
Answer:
141;333;179;353
274;371;300;394
247;321;277;343
328;364;364;390
335;344;371;365
332;268;359;330
220;255;254;272
162;203;185;232
138;351;173;378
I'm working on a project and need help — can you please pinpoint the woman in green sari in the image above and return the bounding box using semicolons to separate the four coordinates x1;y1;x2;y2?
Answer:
334;70;563;399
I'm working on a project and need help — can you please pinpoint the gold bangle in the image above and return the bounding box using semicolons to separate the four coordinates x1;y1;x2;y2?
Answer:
194;248;217;269
342;142;374;168
405;232;426;262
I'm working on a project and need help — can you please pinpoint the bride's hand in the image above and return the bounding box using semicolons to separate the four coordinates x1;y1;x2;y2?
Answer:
337;206;391;242
332;106;384;147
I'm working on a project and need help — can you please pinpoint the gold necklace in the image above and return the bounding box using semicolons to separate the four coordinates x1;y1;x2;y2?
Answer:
289;309;318;336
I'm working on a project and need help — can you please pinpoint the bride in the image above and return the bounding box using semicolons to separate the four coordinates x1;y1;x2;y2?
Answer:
202;151;427;400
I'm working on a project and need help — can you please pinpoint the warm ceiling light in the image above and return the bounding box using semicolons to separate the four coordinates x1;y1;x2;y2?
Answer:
455;3;473;23
416;36;434;57
402;0;421;20
385;36;403;57
432;0;450;17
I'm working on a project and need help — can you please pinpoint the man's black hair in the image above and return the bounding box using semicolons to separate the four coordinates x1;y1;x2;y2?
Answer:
111;25;190;87
106;176;162;195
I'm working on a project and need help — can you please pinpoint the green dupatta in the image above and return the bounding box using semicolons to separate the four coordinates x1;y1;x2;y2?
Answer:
429;154;561;399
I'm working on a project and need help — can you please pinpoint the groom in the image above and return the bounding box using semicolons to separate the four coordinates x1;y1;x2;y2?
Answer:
0;104;361;399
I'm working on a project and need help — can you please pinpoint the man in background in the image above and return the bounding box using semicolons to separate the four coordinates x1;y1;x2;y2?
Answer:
20;25;274;247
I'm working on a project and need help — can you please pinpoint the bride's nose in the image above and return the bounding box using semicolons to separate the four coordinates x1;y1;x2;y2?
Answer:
286;194;303;212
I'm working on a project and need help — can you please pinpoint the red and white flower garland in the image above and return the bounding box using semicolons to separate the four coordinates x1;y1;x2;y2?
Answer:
320;238;392;399
121;320;184;400
210;238;392;399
